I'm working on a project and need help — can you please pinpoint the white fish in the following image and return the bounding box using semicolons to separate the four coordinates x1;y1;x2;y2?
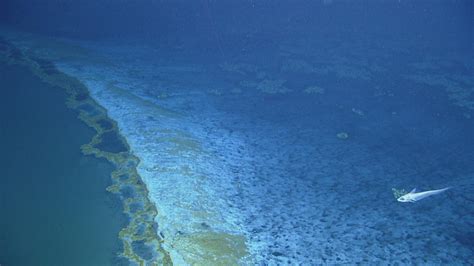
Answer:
397;187;451;203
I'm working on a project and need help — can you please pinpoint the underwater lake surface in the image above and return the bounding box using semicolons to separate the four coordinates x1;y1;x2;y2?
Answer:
0;0;473;265
0;62;125;265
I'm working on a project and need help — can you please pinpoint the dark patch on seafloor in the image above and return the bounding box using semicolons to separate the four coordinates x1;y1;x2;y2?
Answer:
75;91;90;101
97;118;114;130
120;185;135;199
77;103;100;116
129;202;144;213
31;57;60;75
132;240;154;261
95;130;128;153
119;174;130;181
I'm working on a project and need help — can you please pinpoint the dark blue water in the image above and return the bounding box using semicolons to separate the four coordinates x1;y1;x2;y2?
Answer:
0;63;125;265
0;0;473;264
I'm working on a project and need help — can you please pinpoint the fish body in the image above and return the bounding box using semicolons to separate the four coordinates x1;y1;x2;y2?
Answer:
397;187;451;203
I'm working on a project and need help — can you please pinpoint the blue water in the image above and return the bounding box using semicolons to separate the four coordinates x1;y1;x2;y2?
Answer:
0;63;125;265
1;0;473;265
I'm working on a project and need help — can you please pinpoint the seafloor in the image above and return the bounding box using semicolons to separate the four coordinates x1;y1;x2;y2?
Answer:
1;27;473;265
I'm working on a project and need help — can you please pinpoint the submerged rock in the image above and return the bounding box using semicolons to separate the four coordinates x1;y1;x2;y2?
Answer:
336;132;349;139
